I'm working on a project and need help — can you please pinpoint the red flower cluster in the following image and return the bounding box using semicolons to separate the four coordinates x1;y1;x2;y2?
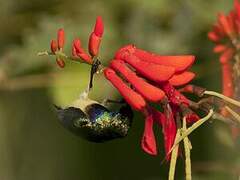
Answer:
208;0;240;98
46;16;200;160
208;0;240;139
50;29;66;68
50;16;104;67
104;45;198;159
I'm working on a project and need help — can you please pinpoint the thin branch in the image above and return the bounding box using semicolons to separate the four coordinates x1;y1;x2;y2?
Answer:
168;128;181;180
204;91;240;107
183;117;192;180
170;109;214;152
225;106;240;124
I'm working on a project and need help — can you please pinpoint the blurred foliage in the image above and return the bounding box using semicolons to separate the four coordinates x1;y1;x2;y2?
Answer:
0;0;239;179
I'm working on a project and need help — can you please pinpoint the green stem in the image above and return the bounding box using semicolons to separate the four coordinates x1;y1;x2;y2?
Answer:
204;91;240;107
183;117;192;180
170;109;214;152
168;129;181;180
225;106;240;124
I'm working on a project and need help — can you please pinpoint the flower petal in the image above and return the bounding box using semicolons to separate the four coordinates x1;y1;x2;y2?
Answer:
57;28;65;49
134;49;195;73
110;59;165;102
141;108;157;155
104;68;146;111
117;54;175;83
152;107;176;161
169;71;195;86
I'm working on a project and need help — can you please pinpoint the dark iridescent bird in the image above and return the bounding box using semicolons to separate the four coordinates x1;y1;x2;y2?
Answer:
54;59;133;142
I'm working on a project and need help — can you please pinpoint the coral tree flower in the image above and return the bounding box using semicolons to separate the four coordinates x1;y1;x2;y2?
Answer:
208;0;240;98
104;44;198;159
208;0;240;138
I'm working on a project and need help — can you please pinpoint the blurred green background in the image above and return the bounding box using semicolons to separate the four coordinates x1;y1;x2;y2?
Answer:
0;0;239;179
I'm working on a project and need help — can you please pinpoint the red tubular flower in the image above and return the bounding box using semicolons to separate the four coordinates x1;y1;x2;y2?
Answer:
209;1;240;139
110;59;165;102
116;54;175;83
57;28;65;50
104;68;146;111
103;42;200;161
115;44;195;73
50;40;58;54
88;16;104;57
134;49;195;73
218;13;233;37
169;71;195;87
213;44;228;53
73;38;93;64
141;107;157;155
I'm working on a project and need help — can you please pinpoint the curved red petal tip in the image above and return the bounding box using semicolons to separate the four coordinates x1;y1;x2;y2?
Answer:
208;31;220;42
121;55;175;82
114;44;136;59
57;28;65;49
73;38;82;52
141;111;158;156
110;59;165;102
56;58;65;68
219;48;234;64
134;48;195;72
94;16;104;37
50;39;58;54
104;68;146;111
213;44;228;53
73;38;93;64
88;32;101;57
169;71;195;86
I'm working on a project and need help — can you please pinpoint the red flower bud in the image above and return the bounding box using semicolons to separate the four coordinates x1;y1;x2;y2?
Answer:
88;32;101;57
169;71;195;86
104;68;146;111
141;108;157;156
73;38;93;64
88;16;104;57
208;31;221;42
213;44;228;53
94;16;104;37
219;48;234;64
218;13;233;36
117;54;175;83
56;58;65;68
57;28;65;50
50;40;58;54
110;59;165;102
134;48;195;73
